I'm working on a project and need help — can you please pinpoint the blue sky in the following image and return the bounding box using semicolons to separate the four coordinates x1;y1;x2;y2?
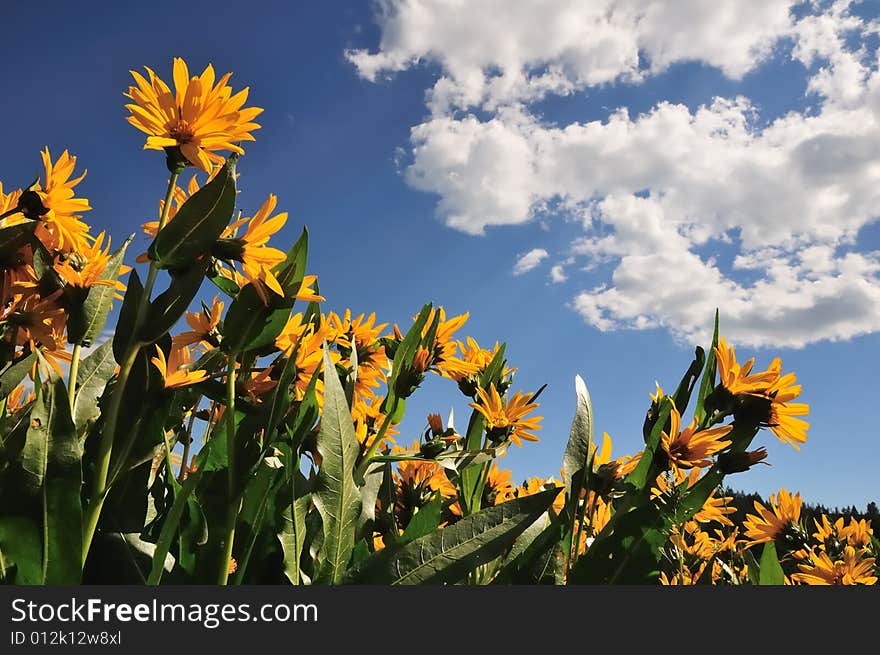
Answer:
3;1;879;508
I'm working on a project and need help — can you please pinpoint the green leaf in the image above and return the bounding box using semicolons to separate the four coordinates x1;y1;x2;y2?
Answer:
0;517;42;584
400;496;442;542
112;269;144;363
26;371;82;583
208;273;240;297
72;340;116;432
148;156;237;269
66;235;133;346
233;456;285;583
671;347;705;417
624;397;672;492
562;374;593;563
694;310;720;425
385;304;433;397
458;408;486;515
758;541;786;586
146;437;219;585
312;346;362;584
0;221;36;253
0;352;36;400
492;512;560;584
356;461;384;539
345;488;559;585
220;228;310;354
568;502;666;584
141;260;208;343
221;284;292;354
279;469;311;586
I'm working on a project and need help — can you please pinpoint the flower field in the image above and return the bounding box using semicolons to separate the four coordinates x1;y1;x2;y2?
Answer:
0;58;876;586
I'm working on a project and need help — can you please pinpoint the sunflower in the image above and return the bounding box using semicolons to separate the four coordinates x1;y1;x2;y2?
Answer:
215;194;287;304
7;385;36;412
791;547;877;585
151;344;208;389
125;58;263;172
742;488;803;546
482;463;516;506
694;490;737;527
449;337;515;383
813;515;874;551
4;289;67;351
30;148;92;253
715;339;810;449
0;244;36;308
0;181;23;225
715;336;779;395
470;384;543;447
54;231;129;295
517;477;564;514
660;407;732;469
173;294;224;350
420;307;481;380
392;441;458;524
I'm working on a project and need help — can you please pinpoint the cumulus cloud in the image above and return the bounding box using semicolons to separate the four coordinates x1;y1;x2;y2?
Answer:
549;264;568;283
513;248;549;275
350;0;880;348
348;0;799;113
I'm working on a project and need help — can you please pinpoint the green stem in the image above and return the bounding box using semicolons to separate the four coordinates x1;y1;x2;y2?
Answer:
80;170;179;568
178;406;197;482
356;399;397;478
217;357;239;585
67;343;82;414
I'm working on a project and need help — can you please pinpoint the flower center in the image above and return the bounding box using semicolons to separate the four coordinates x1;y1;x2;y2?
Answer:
169;120;195;144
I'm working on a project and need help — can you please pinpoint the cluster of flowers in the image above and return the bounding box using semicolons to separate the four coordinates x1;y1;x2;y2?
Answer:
1;57;874;586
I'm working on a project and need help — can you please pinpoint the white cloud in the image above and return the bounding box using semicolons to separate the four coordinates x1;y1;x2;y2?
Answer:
351;0;880;348
549;264;568;283
348;0;799;113
513;248;549;275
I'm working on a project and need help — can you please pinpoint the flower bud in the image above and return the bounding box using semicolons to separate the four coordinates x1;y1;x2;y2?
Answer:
718;447;769;474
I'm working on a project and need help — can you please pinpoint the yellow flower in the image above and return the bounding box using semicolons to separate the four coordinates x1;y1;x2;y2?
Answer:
715;338;810;449
742;488;803;546
470;384;543;447
482;463;516;506
693;490;737;527
32;148;92;253
448;337;515;383
151;344;208;389
273;314;338;406
54;231;129;295
813;515;874;551
791;547;877;585
660;407;732;469
295;275;325;303
125;58;263;171
3;290;67;352
715;337;780;396
217;194;287;304
173;295;224;350
0;181;23;226
405;307;481;381
7;385;36;412
517;477;564;514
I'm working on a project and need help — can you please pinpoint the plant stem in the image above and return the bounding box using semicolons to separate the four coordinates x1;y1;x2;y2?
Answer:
217;357;239;585
178;405;197;482
80;170;179;568
67;343;82;414
356;398;397;477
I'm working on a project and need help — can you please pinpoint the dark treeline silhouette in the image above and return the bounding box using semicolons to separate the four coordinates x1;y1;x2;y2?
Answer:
720;488;880;535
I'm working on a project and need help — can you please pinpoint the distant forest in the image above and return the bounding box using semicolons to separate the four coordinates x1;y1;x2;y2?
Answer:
722;488;880;534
